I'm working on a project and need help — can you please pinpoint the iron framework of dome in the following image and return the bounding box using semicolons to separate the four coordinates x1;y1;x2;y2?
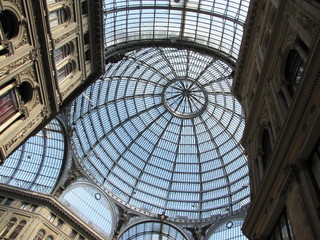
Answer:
69;0;251;223
70;46;249;221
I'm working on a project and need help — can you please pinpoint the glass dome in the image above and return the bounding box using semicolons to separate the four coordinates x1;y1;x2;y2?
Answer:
119;221;188;240
69;47;249;220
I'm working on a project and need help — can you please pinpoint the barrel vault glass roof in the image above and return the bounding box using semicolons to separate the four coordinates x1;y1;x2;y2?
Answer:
104;0;250;61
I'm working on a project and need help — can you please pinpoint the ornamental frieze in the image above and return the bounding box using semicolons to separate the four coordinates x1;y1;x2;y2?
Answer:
0;55;30;78
15;26;30;50
287;3;318;36
54;29;77;45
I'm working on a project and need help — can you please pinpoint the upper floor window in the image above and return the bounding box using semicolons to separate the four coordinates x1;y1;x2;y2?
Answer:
262;128;272;169
4;198;14;206
57;62;73;83
268;211;293;240
9;220;26;239
70;230;77;239
285;49;304;95
0;10;19;40
33;229;46;240
0;218;17;237
54;43;72;64
49;9;67;28
0;86;18;127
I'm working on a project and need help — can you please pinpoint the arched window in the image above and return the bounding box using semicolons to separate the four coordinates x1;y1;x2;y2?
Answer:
0;218;17;237
54;43;72;64
207;219;248;240
285;49;304;96
46;235;54;240
9;220;26;239
49;9;67;28
262;129;272;169
59;183;115;239
0;10;19;40
33;229;46;240
57;62;73;83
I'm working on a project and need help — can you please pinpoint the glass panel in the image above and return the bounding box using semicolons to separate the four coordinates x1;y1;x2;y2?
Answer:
69;47;249;220
0;119;65;194
208;220;248;240
60;184;115;238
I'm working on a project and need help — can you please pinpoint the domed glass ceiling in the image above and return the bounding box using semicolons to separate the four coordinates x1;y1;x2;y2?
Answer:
69;47;249;220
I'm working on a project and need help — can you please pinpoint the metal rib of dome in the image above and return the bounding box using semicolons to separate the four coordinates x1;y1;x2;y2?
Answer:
69;47;249;220
103;0;250;60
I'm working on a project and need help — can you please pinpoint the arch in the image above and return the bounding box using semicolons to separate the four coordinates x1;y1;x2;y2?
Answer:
46;236;54;240
0;118;67;194
33;229;46;240
119;220;189;240
59;181;117;239
0;218;17;237
205;217;248;240
9;219;27;239
0;10;19;40
18;80;34;105
103;0;250;61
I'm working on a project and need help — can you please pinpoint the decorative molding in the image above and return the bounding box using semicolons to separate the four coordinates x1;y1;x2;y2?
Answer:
290;5;318;36
280;164;300;200
14;26;29;49
3;110;43;152
0;54;30;78
54;29;77;45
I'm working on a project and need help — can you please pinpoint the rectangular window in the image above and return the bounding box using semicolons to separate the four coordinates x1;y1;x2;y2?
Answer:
57;62;73;83
268;211;293;240
78;235;85;240
28;205;37;212
85;50;91;61
81;1;88;15
0;88;18;126
4;198;14;206
56;219;64;229
20;202;28;210
70;230;77;239
0;196;5;203
49;9;66;28
48;213;56;223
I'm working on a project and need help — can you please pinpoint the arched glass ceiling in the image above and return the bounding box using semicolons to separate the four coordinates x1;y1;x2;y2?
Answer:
0;119;65;194
207;219;248;240
104;0;250;60
119;221;188;240
60;182;116;238
69;47;250;220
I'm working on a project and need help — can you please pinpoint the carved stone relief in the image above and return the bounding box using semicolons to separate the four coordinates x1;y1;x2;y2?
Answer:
0;54;30;78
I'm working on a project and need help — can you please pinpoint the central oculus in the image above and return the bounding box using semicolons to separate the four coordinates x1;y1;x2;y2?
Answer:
162;78;208;119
